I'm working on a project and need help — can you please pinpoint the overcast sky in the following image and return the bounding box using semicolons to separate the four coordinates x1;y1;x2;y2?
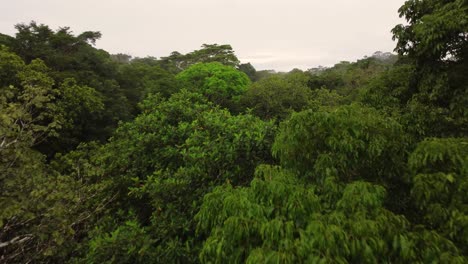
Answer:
1;0;406;71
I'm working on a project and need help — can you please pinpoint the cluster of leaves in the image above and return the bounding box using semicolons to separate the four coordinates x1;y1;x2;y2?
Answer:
197;166;464;263
272;105;408;184
192;1;468;262
384;0;468;138
392;0;468;63
0;22;198;155
408;138;468;254
79;90;276;262
0;50;111;261
1;26;260;261
159;44;240;73
307;53;397;102
176;62;251;110
240;74;312;120
196;104;466;263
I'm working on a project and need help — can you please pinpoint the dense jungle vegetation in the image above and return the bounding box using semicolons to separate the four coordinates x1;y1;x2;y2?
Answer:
0;0;467;263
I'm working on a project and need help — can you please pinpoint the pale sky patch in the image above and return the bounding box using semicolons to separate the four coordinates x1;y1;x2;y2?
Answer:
1;0;406;71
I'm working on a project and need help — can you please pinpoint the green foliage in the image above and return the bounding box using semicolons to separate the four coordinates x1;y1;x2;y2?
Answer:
176;62;250;110
255;69;277;81
0;33;15;48
309;88;347;109
196;165;318;264
1;1;467;261
0;45;25;87
273;104;408;184
116;61;179;113
3;21;136;151
307;56;396;102
0;64;109;262
86;220;156;264
361;60;467;139
58;78;104;128
360;64;415;111
241;75;312;120
392;0;468;63
38;78;105;154
0;54;60;251
110;53;132;64
408;138;468;254
390;0;468;138
160;44;240;73
187;44;240;67
89;90;275;262
238;62;257;81
13;21;102;64
0;44;111;262
197;165;466;263
0;57;61;149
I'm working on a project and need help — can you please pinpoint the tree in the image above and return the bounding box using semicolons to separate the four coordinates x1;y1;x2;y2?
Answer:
0;55;109;262
408;138;468;254
392;0;468;63
110;53;132;64
273;104;408;185
1;2;467;261
0;33;15;48
188;44;240;67
37;78;105;155
158;51;186;73
307;56;395;103
176;62;250;110
197;165;466;263
0;57;60;150
391;0;468;137
12;21;102;66
81;90;276;263
3;21;135;149
360;64;415;112
159;44;240;73
0;45;25;87
195;104;466;263
85;219;156;263
116;61;179;111
237;62;257;82
240;75;312;120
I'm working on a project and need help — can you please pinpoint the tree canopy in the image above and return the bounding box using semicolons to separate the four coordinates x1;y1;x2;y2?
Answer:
1;1;467;262
176;62;250;111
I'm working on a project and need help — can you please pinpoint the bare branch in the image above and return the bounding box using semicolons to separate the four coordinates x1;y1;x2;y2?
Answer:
0;235;33;249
